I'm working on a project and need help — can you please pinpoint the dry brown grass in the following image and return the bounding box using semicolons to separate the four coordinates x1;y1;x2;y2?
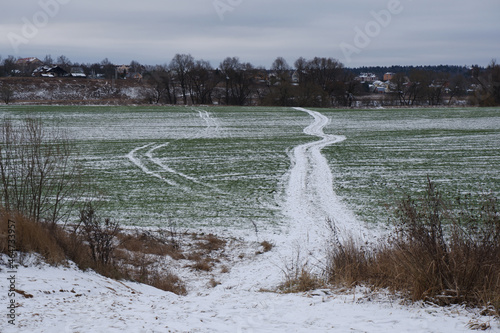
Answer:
277;247;325;293
195;233;226;253
261;240;274;252
148;270;187;295
325;179;500;314
0;209;189;295
191;258;214;272
117;229;185;260
278;267;324;293
256;240;274;255
208;278;221;288
0;211;66;265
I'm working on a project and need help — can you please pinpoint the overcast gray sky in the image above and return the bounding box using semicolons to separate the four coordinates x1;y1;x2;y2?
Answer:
1;0;499;68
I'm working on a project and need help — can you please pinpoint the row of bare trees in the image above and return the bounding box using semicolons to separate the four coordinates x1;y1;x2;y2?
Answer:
141;54;358;107
264;56;357;107
0;53;360;107
1;53;499;106
143;54;220;105
389;60;500;106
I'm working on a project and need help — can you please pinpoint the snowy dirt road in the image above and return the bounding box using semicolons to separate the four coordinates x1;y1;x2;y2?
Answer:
280;107;372;262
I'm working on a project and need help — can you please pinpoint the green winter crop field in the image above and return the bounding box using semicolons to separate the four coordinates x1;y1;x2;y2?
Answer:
319;107;500;224
1;105;499;229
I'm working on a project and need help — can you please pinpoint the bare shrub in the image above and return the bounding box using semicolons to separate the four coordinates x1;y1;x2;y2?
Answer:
0;118;82;224
208;278;221;288
0;208;188;295
79;203;119;267
148;269;187;295
278;267;323;293
325;230;371;288
113;251;187;295
0;83;15;104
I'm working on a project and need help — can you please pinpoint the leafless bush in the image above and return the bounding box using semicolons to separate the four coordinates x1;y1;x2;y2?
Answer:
0;83;15;104
0;118;82;224
196;233;226;253
79;203;119;267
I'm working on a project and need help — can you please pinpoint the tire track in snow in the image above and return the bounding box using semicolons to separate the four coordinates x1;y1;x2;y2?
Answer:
193;107;220;135
281;107;364;253
126;143;177;186
146;142;227;194
126;108;226;194
146;143;198;183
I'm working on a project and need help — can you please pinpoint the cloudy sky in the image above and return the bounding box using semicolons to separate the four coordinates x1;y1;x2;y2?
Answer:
1;0;499;68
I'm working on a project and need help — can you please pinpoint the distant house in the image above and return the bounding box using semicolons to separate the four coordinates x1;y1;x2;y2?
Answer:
17;57;42;66
370;80;390;93
383;72;395;81
16;57;43;74
252;71;268;84
70;67;87;78
32;65;68;77
356;73;378;83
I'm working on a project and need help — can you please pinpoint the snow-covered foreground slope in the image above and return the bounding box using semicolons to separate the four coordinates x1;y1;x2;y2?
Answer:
2;256;496;333
1;108;498;332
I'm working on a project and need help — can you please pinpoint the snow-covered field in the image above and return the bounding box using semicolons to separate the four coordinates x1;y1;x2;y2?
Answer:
1;106;499;332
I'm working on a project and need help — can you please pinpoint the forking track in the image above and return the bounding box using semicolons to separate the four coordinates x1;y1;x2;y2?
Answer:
126;108;225;194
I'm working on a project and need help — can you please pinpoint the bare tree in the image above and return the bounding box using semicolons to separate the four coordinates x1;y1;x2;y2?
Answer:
391;72;413;106
448;74;468;105
143;65;177;104
267;57;294;106
2;56;18;77
219;57;256;105
0;118;83;224
129;60;143;74
43;54;54;66
294;57;307;84
79;203;119;266
0;83;15;104
56;55;72;72
170;54;194;105
290;57;347;107
187;59;218;104
100;58;116;80
473;59;500;106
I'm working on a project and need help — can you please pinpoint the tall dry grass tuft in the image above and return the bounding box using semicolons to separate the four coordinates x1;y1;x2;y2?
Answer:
0;210;65;264
325;178;500;314
278;247;324;293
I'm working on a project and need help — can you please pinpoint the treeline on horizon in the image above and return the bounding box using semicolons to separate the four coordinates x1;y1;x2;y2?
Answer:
1;54;499;107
